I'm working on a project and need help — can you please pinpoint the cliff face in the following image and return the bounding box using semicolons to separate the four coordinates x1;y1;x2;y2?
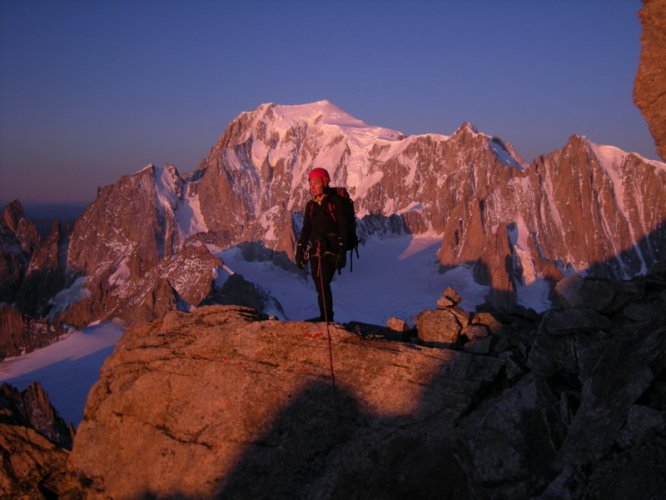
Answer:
635;0;666;161
67;166;167;281
0;201;39;303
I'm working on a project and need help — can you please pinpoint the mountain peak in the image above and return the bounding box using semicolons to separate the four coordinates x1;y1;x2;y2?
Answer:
245;100;405;142
562;134;666;171
453;121;480;136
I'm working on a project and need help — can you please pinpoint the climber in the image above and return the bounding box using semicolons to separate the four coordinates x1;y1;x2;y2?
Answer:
295;167;349;323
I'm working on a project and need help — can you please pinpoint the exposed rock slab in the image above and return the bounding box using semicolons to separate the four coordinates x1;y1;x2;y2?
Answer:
69;305;505;498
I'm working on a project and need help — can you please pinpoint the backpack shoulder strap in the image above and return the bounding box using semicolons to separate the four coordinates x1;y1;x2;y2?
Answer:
307;200;315;222
325;198;337;223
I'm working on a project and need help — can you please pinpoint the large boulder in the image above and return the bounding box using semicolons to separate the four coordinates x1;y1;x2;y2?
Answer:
416;308;465;347
537;307;613;336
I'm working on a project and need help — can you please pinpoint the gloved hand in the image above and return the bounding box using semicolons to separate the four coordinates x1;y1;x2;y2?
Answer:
295;244;305;269
334;250;346;271
336;237;347;270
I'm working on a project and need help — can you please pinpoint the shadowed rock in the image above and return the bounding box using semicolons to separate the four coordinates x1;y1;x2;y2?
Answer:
0;382;77;498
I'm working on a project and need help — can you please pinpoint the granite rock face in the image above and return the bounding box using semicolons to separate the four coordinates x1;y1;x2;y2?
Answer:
635;0;666;161
68;305;506;498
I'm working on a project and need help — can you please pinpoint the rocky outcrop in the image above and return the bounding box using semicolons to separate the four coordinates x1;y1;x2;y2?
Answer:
57;165;289;328
1;201;40;257
58;242;230;327
62;264;666;498
0;383;76;498
634;0;666;161
0;383;74;449
68;305;506;498
202;272;286;317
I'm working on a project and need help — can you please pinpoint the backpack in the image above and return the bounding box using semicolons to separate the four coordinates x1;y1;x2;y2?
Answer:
309;187;360;271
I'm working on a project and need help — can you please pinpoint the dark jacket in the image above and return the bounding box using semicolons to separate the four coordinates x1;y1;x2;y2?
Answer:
299;190;349;254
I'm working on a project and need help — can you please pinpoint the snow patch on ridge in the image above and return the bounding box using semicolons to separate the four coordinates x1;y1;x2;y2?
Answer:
490;138;525;170
588;142;628;214
271;100;404;141
258;206;281;242
176;182;208;237
588;141;649;274
47;277;91;321
508;219;538;285
246;100;407;202
398;202;425;214
216;234;487;325
108;258;130;288
515;279;552;313
153;165;209;248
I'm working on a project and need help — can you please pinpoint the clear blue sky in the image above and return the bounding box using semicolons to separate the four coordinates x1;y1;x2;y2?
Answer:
0;0;655;204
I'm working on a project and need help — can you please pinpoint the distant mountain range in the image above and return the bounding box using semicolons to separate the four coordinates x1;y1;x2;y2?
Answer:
2;100;665;354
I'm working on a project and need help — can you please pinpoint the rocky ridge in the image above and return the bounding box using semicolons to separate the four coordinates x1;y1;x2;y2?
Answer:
16;261;654;498
0;202;69;357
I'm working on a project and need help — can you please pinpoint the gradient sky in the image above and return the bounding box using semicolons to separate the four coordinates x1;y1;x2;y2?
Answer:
0;0;656;204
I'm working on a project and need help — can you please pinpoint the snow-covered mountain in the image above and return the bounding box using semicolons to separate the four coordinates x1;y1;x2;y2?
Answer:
4;99;666;332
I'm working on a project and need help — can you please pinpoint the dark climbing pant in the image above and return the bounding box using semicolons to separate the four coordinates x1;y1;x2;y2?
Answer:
310;254;336;322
